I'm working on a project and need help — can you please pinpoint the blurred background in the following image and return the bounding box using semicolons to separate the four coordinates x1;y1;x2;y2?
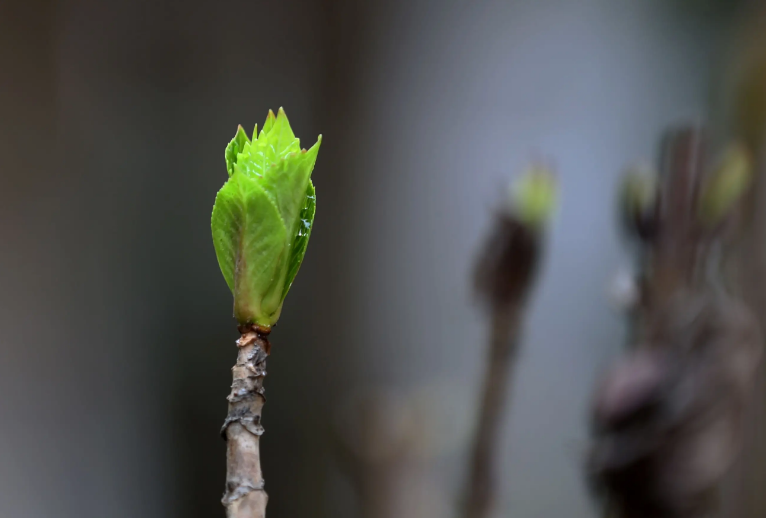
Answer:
0;0;763;517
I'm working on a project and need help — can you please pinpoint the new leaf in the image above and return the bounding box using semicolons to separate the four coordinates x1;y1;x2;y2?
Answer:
212;108;321;326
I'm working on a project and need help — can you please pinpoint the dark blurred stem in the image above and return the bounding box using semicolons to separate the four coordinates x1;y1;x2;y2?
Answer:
221;324;271;518
463;305;523;518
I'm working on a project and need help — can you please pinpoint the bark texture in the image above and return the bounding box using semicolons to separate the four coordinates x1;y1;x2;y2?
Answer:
221;324;271;518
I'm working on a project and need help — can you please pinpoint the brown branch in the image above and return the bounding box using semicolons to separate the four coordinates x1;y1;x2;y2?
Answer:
644;127;707;309
221;324;271;518
592;126;763;518
463;306;523;518
331;391;412;518
462;214;541;518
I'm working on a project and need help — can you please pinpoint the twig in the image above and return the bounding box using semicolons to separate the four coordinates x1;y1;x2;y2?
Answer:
463;306;523;518
591;127;763;518
221;324;271;518
462;191;550;518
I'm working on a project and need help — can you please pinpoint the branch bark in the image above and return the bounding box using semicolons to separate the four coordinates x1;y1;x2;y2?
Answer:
221;324;271;518
592;127;763;518
463;307;522;518
644;127;706;309
462;213;541;518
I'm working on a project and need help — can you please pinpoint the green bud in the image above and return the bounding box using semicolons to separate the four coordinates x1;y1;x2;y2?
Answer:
508;165;558;229
620;166;659;241
698;143;752;227
621;167;657;215
212;108;321;326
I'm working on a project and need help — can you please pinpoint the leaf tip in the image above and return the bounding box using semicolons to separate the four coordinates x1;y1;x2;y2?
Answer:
235;124;251;143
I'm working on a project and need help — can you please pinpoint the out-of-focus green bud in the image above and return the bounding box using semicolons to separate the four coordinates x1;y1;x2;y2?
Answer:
508;165;558;230
475;166;555;309
622;167;657;215
620;166;659;241
211;108;321;326
698;143;752;227
734;50;766;151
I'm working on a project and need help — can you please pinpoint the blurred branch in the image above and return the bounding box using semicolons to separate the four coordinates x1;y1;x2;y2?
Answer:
331;390;409;518
462;305;524;518
722;18;766;517
590;127;763;518
461;169;555;518
331;388;453;518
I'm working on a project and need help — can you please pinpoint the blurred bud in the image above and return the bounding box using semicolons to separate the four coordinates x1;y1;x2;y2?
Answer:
508;165;558;230
698;143;753;228
734;48;766;151
619;165;659;242
476;167;556;309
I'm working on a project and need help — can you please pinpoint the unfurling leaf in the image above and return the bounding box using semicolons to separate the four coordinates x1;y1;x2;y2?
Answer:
212;108;321;326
